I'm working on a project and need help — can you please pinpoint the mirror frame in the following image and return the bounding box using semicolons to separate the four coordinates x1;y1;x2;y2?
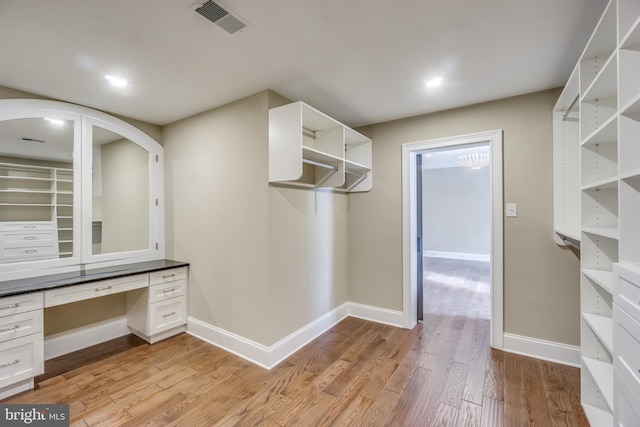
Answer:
0;99;164;280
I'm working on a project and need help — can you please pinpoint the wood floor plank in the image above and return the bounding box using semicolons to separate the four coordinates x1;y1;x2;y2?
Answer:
1;258;587;426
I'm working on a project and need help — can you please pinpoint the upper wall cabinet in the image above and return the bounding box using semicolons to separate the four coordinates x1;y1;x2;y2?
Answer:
0;100;164;280
268;101;372;192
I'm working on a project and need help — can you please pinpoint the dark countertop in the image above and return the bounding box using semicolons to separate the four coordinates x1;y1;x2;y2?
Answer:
0;259;189;298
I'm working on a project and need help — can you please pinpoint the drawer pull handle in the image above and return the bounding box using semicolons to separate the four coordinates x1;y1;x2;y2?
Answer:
162;289;176;293
0;303;19;310
24;236;37;240
95;285;113;292
0;325;19;333
24;249;38;254
24;225;36;229
163;312;176;317
162;274;176;279
0;359;20;368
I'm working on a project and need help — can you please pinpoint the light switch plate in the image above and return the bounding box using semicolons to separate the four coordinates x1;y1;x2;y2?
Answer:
506;203;517;217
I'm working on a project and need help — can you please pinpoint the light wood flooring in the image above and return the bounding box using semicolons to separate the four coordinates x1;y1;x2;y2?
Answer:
3;257;588;426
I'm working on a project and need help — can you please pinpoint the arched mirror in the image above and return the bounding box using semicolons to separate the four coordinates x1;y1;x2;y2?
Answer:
0;100;163;280
91;126;149;255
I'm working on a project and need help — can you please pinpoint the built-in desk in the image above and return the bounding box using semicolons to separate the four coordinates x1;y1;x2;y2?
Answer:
0;259;189;399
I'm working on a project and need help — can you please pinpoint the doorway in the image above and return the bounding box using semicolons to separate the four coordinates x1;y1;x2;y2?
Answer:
401;130;504;349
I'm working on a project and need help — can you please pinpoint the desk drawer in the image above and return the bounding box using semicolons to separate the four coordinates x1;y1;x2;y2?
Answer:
44;274;149;307
0;310;43;344
0;333;43;389
150;297;186;335
149;279;186;304
150;267;187;286
0;293;43;316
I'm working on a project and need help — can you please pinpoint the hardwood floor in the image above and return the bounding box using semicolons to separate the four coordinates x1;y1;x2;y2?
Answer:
3;258;588;426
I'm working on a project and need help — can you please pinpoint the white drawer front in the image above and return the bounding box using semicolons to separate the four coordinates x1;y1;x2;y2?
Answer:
150;297;186;335
44;274;149;307
0;333;44;389
1;231;57;247
614;305;640;401
0;244;58;261
0;293;43;316
615;265;640;322
0;222;56;232
0;310;43;344
150;267;187;286
615;371;640;427
149;279;186;304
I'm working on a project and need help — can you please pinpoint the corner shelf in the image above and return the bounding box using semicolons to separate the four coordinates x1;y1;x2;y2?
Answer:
269;101;372;192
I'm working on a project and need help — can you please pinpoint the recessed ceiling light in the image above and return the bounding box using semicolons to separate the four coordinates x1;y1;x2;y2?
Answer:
105;74;128;88
426;76;443;88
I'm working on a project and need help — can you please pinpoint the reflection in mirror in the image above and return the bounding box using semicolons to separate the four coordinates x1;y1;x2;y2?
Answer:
92;126;149;255
0;118;74;263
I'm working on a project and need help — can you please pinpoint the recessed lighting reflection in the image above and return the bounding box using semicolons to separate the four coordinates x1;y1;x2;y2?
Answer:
105;74;128;88
44;118;65;126
426;76;443;88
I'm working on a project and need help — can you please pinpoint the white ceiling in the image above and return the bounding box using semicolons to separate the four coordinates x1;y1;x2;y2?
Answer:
0;0;607;128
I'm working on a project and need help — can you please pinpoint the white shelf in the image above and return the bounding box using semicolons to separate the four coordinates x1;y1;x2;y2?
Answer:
583;313;613;352
582;403;613;427
583;227;619;240
581;176;618;191
269;101;372;192
582;268;614;294
583;356;614;411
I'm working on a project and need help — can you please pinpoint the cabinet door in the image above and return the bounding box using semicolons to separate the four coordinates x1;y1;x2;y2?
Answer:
0;333;44;389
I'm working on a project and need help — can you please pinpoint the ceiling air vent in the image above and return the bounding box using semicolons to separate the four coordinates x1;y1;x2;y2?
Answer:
196;1;247;35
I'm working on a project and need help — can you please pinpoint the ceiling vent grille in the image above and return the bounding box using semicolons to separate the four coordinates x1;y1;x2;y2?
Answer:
196;1;247;35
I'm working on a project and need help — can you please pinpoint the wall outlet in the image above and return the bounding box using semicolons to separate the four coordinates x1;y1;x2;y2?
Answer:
506;203;517;217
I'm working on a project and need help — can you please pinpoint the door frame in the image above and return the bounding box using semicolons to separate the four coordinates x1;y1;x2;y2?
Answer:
401;129;504;349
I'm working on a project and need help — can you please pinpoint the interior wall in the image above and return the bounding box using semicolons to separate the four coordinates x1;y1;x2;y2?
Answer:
0;84;162;337
350;89;582;346
163;91;271;345
422;165;490;257
163;90;350;347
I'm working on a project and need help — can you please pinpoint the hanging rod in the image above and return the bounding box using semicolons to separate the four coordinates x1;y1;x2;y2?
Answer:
345;169;368;177
561;95;579;121
562;237;580;250
303;158;339;171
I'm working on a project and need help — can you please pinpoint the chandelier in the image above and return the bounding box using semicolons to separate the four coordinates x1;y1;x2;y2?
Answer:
457;148;490;169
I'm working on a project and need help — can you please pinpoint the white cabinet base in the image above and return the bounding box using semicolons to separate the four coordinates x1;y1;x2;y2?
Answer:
0;377;34;401
128;325;186;345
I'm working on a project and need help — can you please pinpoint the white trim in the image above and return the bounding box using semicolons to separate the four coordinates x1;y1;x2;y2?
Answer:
503;333;581;367
423;251;491;262
402;130;504;349
186;302;404;370
43;316;129;360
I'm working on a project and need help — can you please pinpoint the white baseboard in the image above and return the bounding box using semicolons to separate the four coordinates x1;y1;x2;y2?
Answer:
424;251;490;262
187;302;404;370
44;316;130;360
503;333;581;367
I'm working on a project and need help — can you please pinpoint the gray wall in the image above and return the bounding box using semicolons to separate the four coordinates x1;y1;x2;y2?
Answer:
350;89;582;346
422;165;490;258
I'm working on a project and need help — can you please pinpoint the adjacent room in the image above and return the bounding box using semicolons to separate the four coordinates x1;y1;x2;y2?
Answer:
0;0;636;425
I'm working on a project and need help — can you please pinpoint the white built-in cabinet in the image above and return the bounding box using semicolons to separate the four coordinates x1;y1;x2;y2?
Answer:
268;101;372;192
0;162;74;262
553;1;640;424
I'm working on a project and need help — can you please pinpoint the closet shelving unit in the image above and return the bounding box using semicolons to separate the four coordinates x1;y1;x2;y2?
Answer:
268;101;372;192
0;162;73;261
558;0;640;424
